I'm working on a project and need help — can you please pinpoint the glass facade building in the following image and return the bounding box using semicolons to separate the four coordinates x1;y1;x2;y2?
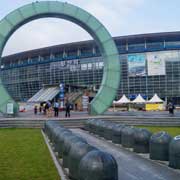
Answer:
1;32;180;104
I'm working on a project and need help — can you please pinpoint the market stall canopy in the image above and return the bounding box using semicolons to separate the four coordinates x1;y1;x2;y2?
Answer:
148;94;164;103
132;94;146;103
113;95;130;104
113;100;118;104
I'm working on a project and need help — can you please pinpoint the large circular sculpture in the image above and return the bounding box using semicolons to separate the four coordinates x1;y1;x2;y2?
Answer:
0;1;120;115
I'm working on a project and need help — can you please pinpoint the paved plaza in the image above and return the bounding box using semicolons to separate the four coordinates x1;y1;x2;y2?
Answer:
1;110;180;119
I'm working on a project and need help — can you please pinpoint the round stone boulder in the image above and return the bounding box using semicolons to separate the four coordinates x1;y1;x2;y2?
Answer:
51;126;64;144
89;119;97;134
133;128;152;153
93;120;103;135
106;123;119;140
112;124;126;144
68;142;96;180
150;131;172;161
54;129;72;155
103;122;116;140
98;121;108;137
85;119;95;131
121;126;136;148
62;135;86;168
79;150;118;180
53;127;68;144
169;135;180;169
44;120;59;138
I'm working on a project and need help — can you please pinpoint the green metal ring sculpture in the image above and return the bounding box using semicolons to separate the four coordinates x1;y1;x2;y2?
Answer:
0;1;120;115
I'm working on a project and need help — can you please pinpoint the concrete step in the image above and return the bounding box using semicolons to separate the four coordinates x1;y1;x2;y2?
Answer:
0;117;179;128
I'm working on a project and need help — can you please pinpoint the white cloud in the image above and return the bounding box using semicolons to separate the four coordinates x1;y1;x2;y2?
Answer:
3;0;144;56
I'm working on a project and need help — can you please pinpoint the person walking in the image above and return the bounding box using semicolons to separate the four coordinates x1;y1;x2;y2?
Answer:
65;100;71;118
39;104;42;114
168;102;175;115
54;101;59;117
46;100;51;117
34;105;38;115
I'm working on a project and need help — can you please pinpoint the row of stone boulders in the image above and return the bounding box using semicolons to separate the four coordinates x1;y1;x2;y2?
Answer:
44;120;118;180
85;119;180;169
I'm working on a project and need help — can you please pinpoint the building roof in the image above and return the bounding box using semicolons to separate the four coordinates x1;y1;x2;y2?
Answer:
2;31;180;63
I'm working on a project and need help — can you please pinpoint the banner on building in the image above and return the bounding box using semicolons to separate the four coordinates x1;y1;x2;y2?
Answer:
128;54;146;77
147;52;166;76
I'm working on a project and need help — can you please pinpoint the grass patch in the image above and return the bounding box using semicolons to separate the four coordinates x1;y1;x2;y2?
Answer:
136;126;180;137
0;129;60;180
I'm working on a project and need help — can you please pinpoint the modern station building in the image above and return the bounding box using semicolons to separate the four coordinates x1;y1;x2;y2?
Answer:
1;31;180;104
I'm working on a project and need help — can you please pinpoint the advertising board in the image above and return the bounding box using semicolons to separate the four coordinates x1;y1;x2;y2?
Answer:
128;54;146;76
147;52;166;76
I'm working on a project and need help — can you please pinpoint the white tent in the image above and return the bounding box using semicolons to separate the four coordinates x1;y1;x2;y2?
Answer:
132;94;146;103
113;95;130;104
148;94;164;103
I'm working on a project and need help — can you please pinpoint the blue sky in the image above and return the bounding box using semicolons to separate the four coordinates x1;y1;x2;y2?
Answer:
1;0;180;56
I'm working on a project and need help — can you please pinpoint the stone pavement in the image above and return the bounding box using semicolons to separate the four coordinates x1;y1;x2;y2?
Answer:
2;109;180;119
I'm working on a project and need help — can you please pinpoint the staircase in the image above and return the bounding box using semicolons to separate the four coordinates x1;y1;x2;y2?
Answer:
67;92;83;103
28;87;60;102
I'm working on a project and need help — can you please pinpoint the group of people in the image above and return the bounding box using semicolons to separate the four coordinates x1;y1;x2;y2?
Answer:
34;100;71;117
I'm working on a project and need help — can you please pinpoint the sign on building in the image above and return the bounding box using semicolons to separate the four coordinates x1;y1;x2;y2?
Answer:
147;52;166;76
128;54;146;77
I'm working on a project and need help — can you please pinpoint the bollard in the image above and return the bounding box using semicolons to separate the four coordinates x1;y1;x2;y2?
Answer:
88;119;97;133
55;130;72;156
98;120;108;137
112;124;126;144
53;127;68;146
51;126;64;144
121;126;136;148
150;131;172;161
45;121;59;140
105;123;118;140
79;150;118;180
92;119;102;134
85;119;95;131
133;128;152;153
103;122;116;140
68;142;96;180
95;120;104;136
169;135;180;169
62;134;86;168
